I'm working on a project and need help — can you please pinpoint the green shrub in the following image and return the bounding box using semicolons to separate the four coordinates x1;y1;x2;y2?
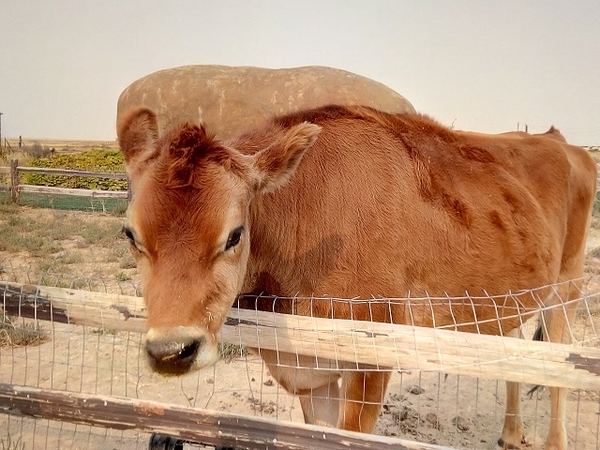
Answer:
21;150;127;190
23;141;53;159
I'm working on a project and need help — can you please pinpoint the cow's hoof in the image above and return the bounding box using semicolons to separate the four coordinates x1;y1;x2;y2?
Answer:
497;435;530;449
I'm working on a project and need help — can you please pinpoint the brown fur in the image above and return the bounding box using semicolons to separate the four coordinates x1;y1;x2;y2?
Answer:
118;105;597;450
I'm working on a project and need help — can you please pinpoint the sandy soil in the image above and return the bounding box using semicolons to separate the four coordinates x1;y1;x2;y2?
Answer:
1;208;599;450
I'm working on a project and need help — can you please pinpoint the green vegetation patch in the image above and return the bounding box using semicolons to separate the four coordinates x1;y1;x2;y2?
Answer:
22;149;127;191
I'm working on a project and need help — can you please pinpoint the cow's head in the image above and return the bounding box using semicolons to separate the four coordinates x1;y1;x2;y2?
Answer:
118;108;320;374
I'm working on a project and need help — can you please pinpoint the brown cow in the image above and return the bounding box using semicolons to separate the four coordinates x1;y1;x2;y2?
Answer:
117;105;596;450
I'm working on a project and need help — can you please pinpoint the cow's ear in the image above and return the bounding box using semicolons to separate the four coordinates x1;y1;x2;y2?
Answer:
250;122;321;193
117;108;159;175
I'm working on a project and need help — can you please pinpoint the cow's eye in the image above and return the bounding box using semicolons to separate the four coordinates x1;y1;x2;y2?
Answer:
122;226;142;252
225;226;244;251
123;227;135;243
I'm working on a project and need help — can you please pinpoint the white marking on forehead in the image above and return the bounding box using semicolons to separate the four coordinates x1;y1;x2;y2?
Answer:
217;173;248;245
125;192;144;233
124;200;137;233
124;171;153;227
218;198;245;245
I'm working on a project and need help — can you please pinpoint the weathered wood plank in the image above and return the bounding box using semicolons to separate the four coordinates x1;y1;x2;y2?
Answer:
0;163;129;201
10;159;18;202
1;281;599;389
223;308;600;390
0;383;451;450
1;281;146;332
18;185;129;199
16;166;127;179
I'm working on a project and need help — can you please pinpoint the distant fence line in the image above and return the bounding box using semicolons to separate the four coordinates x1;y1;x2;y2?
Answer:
0;159;129;205
1;137;119;156
0;138;55;160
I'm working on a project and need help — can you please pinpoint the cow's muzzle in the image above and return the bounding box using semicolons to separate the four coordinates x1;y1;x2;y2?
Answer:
145;327;214;375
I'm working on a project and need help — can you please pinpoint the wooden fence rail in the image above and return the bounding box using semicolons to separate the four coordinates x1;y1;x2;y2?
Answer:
2;281;599;390
0;383;449;450
0;160;129;202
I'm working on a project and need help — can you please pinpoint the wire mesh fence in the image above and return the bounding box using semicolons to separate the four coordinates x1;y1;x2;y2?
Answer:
0;159;129;214
15;193;128;214
1;267;599;450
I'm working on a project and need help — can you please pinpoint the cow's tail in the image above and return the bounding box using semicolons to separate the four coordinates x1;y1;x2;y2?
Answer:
526;325;544;398
532;324;544;342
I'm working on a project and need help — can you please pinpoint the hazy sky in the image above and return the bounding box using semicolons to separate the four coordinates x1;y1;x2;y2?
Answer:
1;1;599;145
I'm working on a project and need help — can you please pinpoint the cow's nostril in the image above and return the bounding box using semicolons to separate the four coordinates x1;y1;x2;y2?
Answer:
178;339;200;361
146;336;205;374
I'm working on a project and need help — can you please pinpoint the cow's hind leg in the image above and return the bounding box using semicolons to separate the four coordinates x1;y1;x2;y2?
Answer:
497;328;527;449
540;279;582;450
337;371;391;433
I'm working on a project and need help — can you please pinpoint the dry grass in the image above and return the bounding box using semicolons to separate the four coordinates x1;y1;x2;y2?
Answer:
589;246;600;259
0;148;36;166
0;204;126;275
27;139;119;152
0;316;49;348
0;434;25;450
2;138;118;157
218;342;247;362
587;148;600;162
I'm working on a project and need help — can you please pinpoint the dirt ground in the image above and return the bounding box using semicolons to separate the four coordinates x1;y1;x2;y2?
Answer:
1;207;599;450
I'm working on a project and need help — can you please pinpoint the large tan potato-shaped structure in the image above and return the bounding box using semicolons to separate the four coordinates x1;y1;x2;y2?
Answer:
116;65;414;139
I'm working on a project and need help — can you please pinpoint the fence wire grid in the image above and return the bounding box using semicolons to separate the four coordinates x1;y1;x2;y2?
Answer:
0;267;599;450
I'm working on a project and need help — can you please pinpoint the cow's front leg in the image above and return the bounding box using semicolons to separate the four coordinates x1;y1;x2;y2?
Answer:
338;370;391;433
256;348;342;427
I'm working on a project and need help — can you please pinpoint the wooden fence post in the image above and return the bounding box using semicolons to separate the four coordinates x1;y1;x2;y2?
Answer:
10;159;19;203
127;176;132;202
